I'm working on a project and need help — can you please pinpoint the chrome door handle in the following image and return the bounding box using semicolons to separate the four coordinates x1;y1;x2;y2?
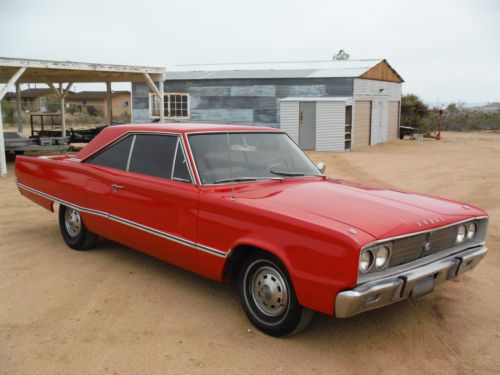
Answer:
111;184;124;190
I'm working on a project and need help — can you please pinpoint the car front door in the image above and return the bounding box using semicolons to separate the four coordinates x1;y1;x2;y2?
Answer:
84;133;200;273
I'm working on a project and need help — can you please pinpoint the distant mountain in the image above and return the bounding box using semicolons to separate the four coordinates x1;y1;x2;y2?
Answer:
469;102;500;112
424;101;500;112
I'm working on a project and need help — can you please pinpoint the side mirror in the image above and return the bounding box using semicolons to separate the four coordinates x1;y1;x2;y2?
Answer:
317;162;326;174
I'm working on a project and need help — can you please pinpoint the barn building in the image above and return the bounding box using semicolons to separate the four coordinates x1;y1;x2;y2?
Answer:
131;59;404;151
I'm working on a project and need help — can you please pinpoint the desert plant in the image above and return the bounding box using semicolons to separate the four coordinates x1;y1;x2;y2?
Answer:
401;94;429;133
1;101;16;124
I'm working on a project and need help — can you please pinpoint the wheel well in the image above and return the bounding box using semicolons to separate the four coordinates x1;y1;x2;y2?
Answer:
223;245;270;282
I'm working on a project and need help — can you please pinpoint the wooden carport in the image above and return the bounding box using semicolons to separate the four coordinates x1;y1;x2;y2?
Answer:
0;57;165;176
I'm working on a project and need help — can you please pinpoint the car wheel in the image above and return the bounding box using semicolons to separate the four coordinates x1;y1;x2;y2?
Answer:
58;205;98;250
238;252;313;337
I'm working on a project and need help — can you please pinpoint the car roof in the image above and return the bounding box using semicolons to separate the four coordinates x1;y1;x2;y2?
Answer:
74;123;282;160
113;123;282;134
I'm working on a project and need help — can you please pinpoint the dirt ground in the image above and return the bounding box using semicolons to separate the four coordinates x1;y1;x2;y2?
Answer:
1;132;499;374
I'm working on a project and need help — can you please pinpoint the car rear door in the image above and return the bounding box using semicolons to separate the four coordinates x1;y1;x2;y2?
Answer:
84;133;200;273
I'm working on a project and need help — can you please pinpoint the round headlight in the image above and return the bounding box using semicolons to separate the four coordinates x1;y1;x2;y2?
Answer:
375;246;390;269
359;250;373;273
456;224;467;243
467;222;476;240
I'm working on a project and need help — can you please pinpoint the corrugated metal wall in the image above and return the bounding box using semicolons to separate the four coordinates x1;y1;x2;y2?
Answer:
280;100;346;151
316;102;346;151
132;77;354;126
280;101;300;143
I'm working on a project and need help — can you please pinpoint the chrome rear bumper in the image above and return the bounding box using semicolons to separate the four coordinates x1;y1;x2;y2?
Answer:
335;246;488;318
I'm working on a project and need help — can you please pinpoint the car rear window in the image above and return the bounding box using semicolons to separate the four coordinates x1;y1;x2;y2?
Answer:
87;135;133;171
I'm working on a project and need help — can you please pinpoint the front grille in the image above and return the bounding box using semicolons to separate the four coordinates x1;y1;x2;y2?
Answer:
428;226;457;254
389;225;459;267
390;234;426;266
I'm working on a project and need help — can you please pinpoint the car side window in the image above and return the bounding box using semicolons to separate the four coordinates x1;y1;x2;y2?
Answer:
87;135;133;171
128;134;177;179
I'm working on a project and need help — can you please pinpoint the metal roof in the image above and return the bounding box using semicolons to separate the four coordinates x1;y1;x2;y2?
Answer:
165;59;384;80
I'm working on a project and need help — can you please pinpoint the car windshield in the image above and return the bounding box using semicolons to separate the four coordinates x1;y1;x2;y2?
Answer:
188;132;321;184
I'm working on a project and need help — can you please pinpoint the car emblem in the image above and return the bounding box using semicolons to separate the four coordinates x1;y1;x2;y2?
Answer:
423;232;433;252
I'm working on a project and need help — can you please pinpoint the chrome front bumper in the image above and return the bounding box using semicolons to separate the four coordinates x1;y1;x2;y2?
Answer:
335;246;488;318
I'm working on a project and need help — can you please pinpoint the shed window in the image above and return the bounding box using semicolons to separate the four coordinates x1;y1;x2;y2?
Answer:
150;93;190;119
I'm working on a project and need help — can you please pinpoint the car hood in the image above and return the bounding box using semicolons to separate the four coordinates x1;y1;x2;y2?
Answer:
233;178;485;239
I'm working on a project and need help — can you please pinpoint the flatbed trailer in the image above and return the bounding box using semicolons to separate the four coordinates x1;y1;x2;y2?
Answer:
3;131;69;154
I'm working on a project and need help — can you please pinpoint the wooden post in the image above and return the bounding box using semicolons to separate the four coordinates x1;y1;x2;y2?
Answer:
43;80;72;141
0;105;6;177
0;67;26;177
106;82;112;125
15;82;22;133
58;83;66;139
159;80;165;123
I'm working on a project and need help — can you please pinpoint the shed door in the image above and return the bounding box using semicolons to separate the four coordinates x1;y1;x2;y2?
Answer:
387;101;400;140
299;102;316;150
353;100;371;149
371;101;388;145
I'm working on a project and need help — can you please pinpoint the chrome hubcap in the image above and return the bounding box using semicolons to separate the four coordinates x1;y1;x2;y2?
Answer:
251;266;288;317
64;208;81;237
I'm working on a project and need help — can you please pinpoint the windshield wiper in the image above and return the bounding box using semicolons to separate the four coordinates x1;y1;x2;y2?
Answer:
213;176;284;184
213;177;259;184
270;170;307;177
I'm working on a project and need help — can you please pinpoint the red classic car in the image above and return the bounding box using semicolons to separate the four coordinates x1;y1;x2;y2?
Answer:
15;124;488;336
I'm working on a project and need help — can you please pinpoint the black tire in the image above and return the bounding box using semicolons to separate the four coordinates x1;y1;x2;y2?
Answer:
238;252;313;337
58;205;98;250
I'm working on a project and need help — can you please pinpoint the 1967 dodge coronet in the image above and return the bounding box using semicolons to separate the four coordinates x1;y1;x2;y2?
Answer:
15;124;489;336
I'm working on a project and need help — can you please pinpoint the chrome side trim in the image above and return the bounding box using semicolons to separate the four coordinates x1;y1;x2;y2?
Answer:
17;182;227;258
125;134;136;172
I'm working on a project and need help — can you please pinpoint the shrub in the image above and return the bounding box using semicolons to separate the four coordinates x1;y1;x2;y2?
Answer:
1;101;16;124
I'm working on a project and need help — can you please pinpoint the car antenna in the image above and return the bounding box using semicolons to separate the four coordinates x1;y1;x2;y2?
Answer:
226;132;236;201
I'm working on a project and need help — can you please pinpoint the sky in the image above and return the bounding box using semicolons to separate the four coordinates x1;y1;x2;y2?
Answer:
1;0;499;103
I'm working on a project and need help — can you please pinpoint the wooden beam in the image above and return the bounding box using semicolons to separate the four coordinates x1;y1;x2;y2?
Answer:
159;80;165;123
143;73;161;97
0;67;26;100
62;82;73;98
0;57;164;75
106;82;113;126
42;77;60;97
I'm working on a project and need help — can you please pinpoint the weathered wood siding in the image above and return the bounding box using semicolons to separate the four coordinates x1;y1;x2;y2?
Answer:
132;77;354;126
387;101;400;140
352;100;371;149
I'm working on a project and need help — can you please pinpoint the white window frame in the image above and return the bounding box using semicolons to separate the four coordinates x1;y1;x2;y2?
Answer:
149;93;190;120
